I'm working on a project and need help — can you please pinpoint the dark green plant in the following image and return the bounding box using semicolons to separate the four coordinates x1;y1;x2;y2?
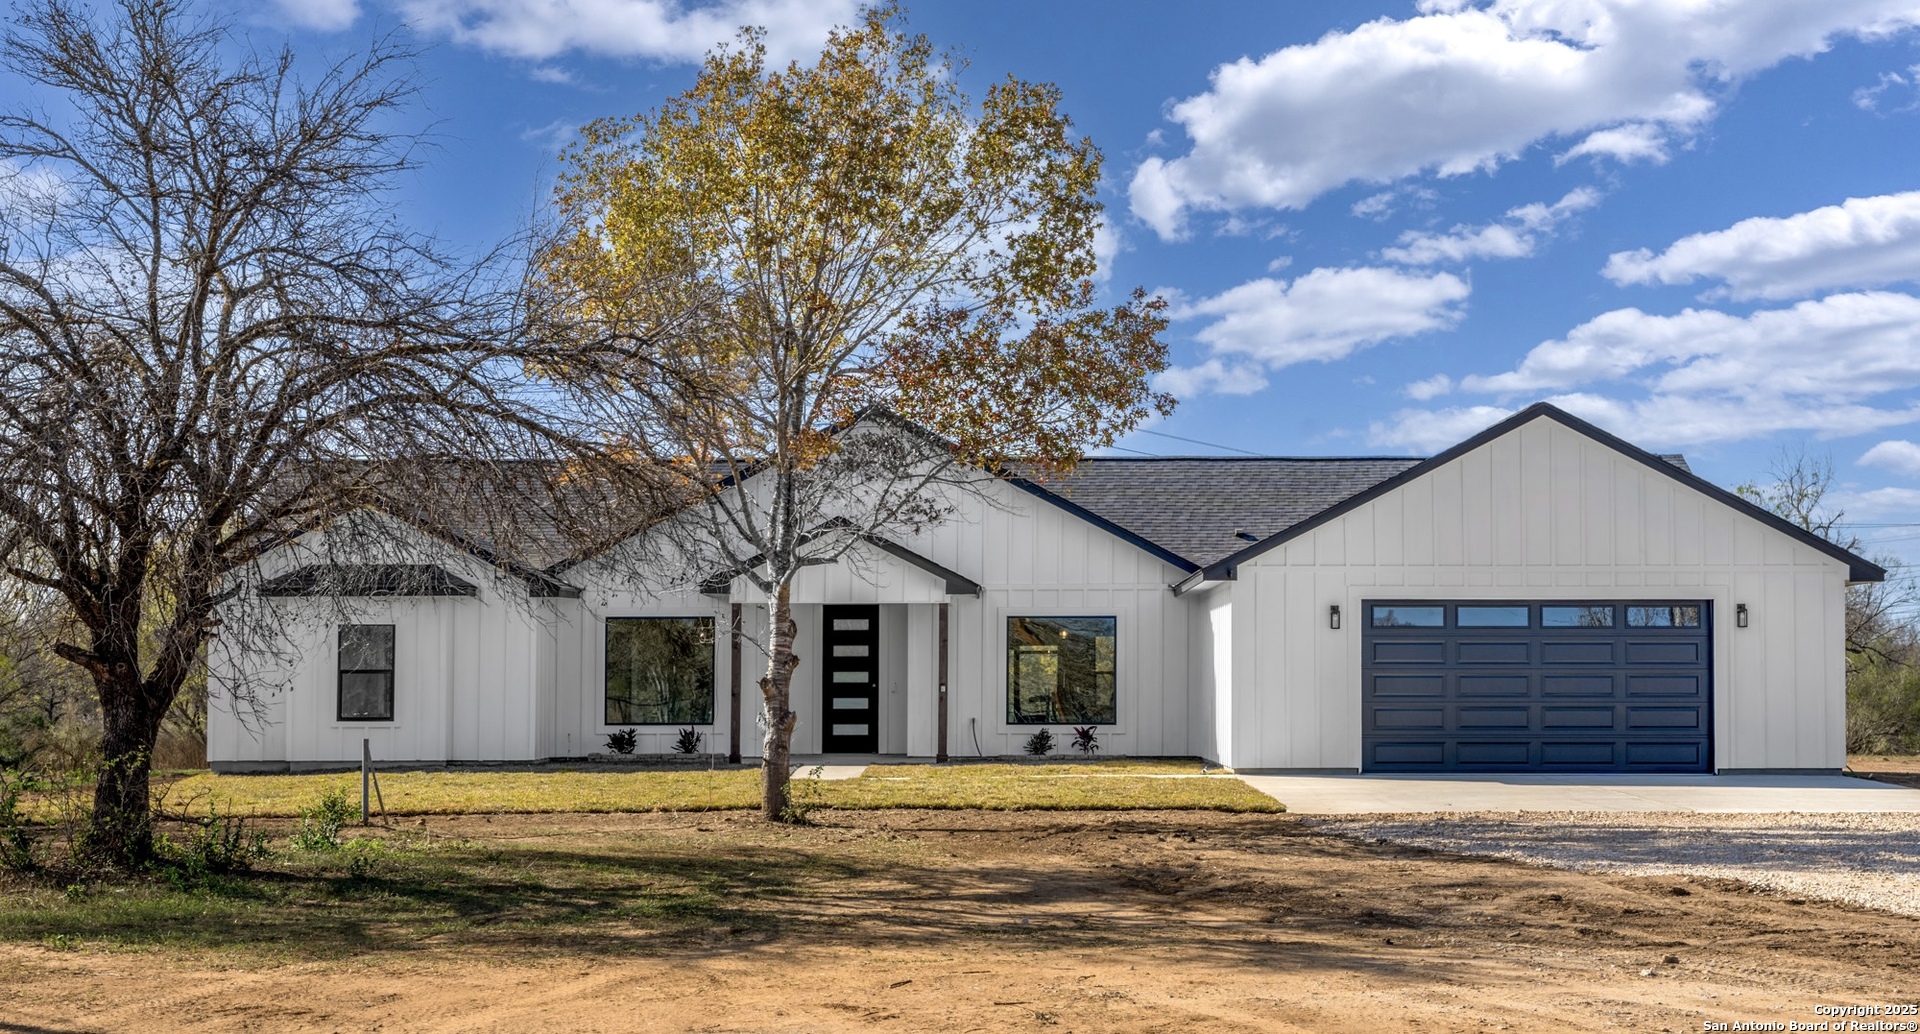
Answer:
673;727;703;755
605;729;638;755
291;786;354;852
164;801;269;878
1023;729;1054;757
0;767;40;872
1071;726;1099;757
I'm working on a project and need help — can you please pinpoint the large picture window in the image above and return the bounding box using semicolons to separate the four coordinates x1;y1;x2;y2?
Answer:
338;624;395;721
606;617;716;725
1006;616;1117;725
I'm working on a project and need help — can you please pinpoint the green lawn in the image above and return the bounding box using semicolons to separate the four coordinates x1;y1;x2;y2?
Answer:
152;759;1280;818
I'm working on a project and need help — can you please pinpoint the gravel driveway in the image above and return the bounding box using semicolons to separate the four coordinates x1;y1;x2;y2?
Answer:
1313;811;1920;918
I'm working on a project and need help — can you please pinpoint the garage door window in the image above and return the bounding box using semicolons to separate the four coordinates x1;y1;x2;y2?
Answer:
1542;605;1615;628
1457;606;1530;627
1371;605;1444;627
1628;605;1701;627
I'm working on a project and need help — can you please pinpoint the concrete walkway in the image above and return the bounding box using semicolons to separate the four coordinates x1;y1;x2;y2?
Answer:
1237;772;1920;814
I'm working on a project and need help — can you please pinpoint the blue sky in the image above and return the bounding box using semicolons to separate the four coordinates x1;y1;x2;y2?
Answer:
247;0;1920;564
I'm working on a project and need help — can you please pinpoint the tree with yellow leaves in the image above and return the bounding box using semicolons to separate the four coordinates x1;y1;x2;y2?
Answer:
534;4;1172;819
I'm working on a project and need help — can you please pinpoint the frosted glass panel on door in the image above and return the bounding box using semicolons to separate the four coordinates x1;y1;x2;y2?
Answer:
831;724;869;736
832;618;869;631
832;671;868;682
832;644;870;657
832;697;867;710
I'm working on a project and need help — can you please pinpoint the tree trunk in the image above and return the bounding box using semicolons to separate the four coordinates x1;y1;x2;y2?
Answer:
88;672;167;866
760;581;800;820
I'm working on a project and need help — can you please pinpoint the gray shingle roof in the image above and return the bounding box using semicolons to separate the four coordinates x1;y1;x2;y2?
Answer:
1026;457;1424;567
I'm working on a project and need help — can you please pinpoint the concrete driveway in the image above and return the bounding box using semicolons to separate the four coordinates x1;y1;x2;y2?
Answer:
1237;772;1920;814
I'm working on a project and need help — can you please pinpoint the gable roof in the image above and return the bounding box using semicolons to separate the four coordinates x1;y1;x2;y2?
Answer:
1167;402;1886;594
1011;458;1422;569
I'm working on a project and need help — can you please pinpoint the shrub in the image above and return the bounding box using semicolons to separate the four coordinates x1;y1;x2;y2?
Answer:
0;767;40;872
1023;729;1054;757
291;785;355;851
1848;658;1920;754
673;727;703;755
163;801;270;877
605;729;638;755
1070;727;1100;757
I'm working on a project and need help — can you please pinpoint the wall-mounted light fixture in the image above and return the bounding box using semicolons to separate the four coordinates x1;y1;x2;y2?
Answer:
1329;604;1342;630
1736;603;1749;628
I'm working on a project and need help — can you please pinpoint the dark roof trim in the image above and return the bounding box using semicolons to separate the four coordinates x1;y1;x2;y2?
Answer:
1174;402;1885;593
259;564;479;598
700;518;982;597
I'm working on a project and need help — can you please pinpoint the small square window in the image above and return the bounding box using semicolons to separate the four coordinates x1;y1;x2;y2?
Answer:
1371;606;1444;627
1457;606;1530;627
338;624;394;721
1627;605;1701;628
1542;606;1615;628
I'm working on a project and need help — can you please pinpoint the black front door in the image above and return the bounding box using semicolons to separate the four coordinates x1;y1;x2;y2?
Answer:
821;605;879;753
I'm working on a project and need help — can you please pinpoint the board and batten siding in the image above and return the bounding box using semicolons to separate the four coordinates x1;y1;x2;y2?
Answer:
884;474;1195;758
1221;417;1850;772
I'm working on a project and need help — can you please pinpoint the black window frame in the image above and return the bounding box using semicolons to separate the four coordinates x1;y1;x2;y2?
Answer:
604;616;717;727
1005;615;1118;726
337;624;395;722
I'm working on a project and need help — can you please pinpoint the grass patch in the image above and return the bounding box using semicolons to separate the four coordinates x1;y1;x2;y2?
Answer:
142;759;1279;820
822;765;1282;812
159;769;764;818
0;822;852;961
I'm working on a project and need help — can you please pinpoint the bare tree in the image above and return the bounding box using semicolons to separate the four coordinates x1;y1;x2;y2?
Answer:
0;0;582;865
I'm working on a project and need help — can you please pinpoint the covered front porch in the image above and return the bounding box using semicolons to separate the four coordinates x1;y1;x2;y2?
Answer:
712;532;977;761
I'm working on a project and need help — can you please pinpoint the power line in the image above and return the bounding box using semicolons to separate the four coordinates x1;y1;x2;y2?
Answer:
1136;428;1264;456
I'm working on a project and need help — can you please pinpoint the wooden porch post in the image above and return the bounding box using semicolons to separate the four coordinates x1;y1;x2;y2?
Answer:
936;601;949;763
728;602;742;764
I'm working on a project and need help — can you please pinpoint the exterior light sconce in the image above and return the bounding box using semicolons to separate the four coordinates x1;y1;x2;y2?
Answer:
1329;604;1342;630
1736;603;1749;628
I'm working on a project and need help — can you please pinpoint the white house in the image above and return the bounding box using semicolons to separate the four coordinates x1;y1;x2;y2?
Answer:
208;403;1882;775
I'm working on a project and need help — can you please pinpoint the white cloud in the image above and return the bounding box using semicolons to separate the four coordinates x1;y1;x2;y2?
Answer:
396;0;857;64
1091;219;1123;284
274;0;361;31
1154;358;1270;398
1371;291;1920;449
1173;266;1471;376
1128;0;1920;239
1369;404;1514;452
1383;187;1599;265
1862;439;1920;478
1404;373;1454;400
1352;185;1438;221
1855;65;1920;110
1603;190;1920;300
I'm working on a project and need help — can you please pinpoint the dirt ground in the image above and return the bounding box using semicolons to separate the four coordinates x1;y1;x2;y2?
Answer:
3;810;1918;1033
1853;753;1920;789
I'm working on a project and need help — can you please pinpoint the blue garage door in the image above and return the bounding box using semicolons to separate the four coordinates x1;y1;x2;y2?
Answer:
1361;601;1711;773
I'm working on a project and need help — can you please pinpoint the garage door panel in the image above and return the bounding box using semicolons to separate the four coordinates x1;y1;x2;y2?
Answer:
1373;675;1444;696
1541;742;1616;766
1626;741;1702;766
1458;675;1529;696
1457;707;1529;729
1373;641;1445;664
1626;707;1702;729
1541;641;1615;664
1363;600;1710;773
1457;641;1529;664
1456;742;1530;765
1542;706;1616;729
1542;675;1615;696
1627;642;1700;664
1373;742;1445;766
1627;674;1703;697
1371;707;1445;729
